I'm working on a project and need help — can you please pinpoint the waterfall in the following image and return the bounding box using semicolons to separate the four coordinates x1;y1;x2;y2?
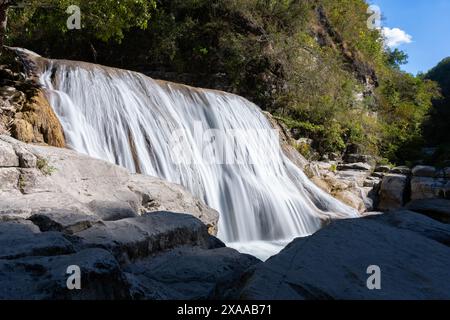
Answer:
35;56;358;259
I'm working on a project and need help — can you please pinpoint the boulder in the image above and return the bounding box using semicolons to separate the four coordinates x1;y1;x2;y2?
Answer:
374;165;391;173
0;248;130;299
412;165;437;178
390;166;411;175
310;176;332;194
126;246;260;300
240;211;450;299
343;154;374;165
0;139;19;167
406;199;450;223
0;168;20;192
0;220;74;260
0;135;219;233
410;177;449;201
338;162;372;172
75;212;212;263
378;174;408;211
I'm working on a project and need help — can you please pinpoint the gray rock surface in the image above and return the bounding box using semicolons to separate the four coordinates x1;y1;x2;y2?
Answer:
0;136;262;300
76;212;212;263
390;166;411;175
240;211;450;299
410;177;450;201
0;220;74;260
338;162;372;172
378;174;408;210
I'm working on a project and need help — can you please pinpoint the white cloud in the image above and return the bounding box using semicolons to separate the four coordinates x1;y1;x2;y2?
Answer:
382;27;413;48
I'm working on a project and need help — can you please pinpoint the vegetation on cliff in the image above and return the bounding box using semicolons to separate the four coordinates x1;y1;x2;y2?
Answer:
2;0;443;164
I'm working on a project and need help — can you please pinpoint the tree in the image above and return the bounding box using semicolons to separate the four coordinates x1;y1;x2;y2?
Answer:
3;0;156;51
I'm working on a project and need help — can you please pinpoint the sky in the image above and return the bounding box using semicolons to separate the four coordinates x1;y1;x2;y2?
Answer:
369;0;450;75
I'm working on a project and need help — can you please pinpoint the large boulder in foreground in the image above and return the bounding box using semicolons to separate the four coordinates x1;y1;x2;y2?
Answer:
240;211;450;299
0;135;219;234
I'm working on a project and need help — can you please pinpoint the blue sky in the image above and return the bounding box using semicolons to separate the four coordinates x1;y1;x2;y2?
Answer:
369;0;450;74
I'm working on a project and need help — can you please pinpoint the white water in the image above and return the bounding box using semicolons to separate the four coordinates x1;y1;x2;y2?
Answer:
38;58;358;259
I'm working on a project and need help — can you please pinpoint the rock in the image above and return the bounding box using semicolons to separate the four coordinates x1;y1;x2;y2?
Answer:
412;165;437;178
338;162;372;171
29;210;101;234
334;190;366;213
374;165;390;173
0;135;219;232
11;91;66;147
363;177;381;188
378;174;408;211
0;139;19;167
263;112;308;170
75;212;212;263
240;212;450;299
406;199;450;223
371;172;385;178
410;177;450;201
0;220;74;260
343;154;374;165
0;248;130;299
126;246;260;300
445;167;450;178
0;168;20;192
390;166;411;175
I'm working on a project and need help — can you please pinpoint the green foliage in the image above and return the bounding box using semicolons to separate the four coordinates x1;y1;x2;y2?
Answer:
6;0;156;45
36;157;57;176
5;0;440;165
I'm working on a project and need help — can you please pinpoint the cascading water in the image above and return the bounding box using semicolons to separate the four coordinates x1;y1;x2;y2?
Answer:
33;54;358;259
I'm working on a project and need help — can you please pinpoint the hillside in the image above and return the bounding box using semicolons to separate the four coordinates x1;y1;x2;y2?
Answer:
2;0;440;164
